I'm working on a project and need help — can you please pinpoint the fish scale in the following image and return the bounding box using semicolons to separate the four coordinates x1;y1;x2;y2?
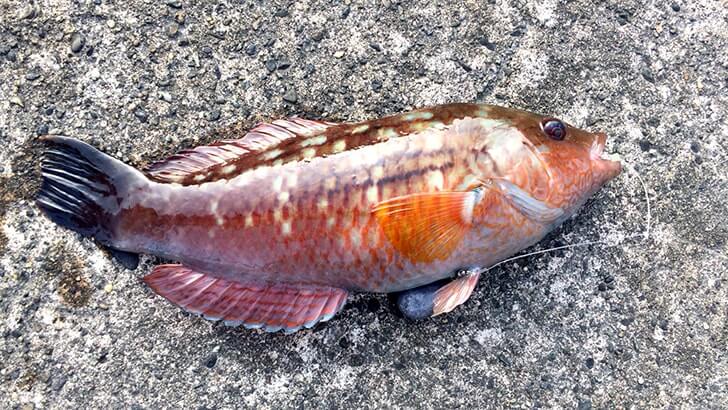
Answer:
36;103;622;332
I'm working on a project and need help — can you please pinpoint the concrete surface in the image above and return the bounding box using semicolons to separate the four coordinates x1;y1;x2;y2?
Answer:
1;0;727;408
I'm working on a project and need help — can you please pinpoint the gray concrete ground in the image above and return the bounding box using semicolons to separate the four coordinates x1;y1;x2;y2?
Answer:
1;0;727;408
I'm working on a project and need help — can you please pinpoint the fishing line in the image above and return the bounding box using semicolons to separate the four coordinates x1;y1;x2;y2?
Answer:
476;159;652;274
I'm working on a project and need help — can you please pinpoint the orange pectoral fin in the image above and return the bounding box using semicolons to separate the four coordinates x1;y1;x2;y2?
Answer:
372;190;485;263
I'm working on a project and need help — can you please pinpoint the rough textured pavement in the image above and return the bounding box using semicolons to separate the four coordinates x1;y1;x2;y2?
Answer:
1;0;727;408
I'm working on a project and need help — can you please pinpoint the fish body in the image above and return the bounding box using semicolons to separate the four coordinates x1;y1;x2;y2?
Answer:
37;103;621;332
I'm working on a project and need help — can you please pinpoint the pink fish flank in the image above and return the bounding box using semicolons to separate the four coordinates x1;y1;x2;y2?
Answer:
37;103;621;332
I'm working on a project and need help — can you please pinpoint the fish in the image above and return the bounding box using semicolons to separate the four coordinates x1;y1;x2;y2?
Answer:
36;103;622;333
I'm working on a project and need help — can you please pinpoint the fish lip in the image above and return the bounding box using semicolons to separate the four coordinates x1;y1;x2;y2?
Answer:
590;132;622;175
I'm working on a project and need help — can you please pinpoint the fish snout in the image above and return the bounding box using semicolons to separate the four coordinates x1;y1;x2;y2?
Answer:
590;132;622;180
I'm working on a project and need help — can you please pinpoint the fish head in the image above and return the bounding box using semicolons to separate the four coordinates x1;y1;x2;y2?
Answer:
476;106;622;220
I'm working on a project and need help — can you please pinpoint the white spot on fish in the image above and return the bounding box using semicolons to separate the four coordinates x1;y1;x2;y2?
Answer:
327;216;336;228
381;184;394;200
301;147;316;159
318;198;329;209
476;118;507;129
262;148;283;161
285;172;298;188
402;111;434;121
281;221;291;236
272;175;284;191
350;229;362;247
278;191;290;203
221;164;237;174
245;214;254;227
366;185;379;204
371;166;384;180
429;121;446;130
332;139;346;153
424;135;444;151
352;124;369;134
301;135;327;147
426;170;445;190
194;174;206;182
273;208;283;222
536;144;550;153
377;127;398;139
215;215;225;226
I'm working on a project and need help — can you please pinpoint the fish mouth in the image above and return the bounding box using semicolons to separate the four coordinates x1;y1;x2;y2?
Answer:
590;132;622;176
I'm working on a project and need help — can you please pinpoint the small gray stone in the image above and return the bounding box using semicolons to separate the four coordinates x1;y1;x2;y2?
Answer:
10;95;24;107
265;59;278;72
340;6;350;19
70;33;84;53
18;5;36;20
311;30;325;42
166;22;179;38
134;108;148;123
577;400;592;410
25;71;40;81
51;375;67;392
204;353;218;368
277;59;291;70
159;91;173;103
282;89;297;103
207;109;221;121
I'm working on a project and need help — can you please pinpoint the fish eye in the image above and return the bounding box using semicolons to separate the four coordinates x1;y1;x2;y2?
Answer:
541;118;566;141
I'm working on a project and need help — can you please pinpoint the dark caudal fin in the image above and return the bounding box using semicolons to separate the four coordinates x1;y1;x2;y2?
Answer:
36;136;145;268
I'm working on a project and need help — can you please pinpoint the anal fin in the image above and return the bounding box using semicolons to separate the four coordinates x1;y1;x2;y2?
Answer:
143;265;348;333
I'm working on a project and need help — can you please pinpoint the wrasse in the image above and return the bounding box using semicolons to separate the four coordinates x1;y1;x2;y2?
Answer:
37;103;621;333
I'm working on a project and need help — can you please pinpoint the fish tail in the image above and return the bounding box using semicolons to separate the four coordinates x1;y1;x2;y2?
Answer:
36;135;145;247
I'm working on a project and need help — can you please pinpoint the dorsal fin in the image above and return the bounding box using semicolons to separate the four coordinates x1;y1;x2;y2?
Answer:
145;118;334;185
145;104;491;186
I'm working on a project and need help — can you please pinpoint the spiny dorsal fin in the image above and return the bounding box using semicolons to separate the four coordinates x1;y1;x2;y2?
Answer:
145;118;334;185
144;104;492;186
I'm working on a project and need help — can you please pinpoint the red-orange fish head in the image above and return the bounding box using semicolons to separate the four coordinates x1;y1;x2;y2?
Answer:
483;106;622;213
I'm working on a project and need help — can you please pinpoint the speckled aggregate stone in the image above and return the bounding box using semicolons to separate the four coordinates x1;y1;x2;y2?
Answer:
1;0;727;408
